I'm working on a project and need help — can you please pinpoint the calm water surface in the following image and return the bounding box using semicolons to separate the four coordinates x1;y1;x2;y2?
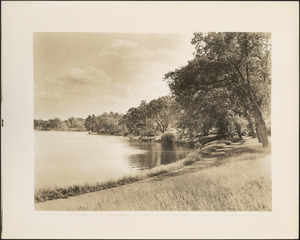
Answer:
35;131;193;188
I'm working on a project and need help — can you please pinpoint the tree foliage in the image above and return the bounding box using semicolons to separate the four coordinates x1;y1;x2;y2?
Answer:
84;112;123;135
34;117;85;131
146;96;174;133
165;32;271;147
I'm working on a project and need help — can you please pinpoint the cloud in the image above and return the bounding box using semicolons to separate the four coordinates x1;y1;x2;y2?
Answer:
58;66;111;85
108;39;179;63
83;38;189;106
35;89;62;100
90;38;188;89
108;39;190;74
35;66;113;108
111;39;141;51
70;67;85;80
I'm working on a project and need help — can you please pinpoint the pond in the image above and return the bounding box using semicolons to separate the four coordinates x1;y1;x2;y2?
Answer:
34;131;193;188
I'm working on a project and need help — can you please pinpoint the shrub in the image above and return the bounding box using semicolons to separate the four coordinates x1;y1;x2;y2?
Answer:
123;131;129;137
183;159;194;166
161;132;175;144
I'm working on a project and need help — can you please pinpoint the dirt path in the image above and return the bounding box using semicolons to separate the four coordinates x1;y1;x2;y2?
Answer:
149;137;268;182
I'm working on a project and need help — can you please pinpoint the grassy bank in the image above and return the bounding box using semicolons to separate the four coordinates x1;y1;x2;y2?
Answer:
87;156;270;211
35;150;201;203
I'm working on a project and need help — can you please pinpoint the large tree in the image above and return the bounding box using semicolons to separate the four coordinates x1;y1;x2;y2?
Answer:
85;112;123;134
146;96;174;133
174;87;247;138
123;102;148;136
165;32;271;147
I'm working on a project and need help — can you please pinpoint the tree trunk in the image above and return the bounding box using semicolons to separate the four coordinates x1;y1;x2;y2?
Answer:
235;122;243;139
243;109;256;138
252;106;268;147
237;130;243;139
246;91;269;148
256;126;262;143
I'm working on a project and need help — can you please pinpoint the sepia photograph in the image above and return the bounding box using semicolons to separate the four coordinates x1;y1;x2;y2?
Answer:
34;32;272;211
2;1;298;239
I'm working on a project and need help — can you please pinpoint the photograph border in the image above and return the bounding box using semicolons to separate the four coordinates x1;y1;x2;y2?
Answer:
1;1;299;239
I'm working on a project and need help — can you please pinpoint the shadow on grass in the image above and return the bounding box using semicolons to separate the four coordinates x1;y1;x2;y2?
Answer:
153;138;271;181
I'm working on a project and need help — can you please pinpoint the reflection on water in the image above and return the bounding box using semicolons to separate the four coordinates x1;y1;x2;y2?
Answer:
124;141;191;170
35;131;193;188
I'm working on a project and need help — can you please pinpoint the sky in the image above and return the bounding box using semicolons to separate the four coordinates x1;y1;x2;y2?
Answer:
34;32;195;120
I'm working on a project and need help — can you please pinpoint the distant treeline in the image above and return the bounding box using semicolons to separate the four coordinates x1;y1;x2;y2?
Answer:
34;117;86;131
84;96;175;136
34;93;269;142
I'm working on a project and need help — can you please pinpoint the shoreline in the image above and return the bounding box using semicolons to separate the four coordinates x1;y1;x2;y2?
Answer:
34;129;86;132
35;149;202;203
35;129;232;149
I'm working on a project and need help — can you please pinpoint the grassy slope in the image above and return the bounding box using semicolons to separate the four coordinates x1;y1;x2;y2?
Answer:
35;151;201;202
35;138;271;211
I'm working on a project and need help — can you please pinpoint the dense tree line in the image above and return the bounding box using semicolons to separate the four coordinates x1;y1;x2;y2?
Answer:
84;112;124;135
84;96;176;136
34;117;86;131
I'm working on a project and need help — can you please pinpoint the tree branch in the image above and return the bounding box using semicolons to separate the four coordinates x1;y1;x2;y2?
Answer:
197;79;233;90
244;34;250;86
154;118;163;129
234;64;246;83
